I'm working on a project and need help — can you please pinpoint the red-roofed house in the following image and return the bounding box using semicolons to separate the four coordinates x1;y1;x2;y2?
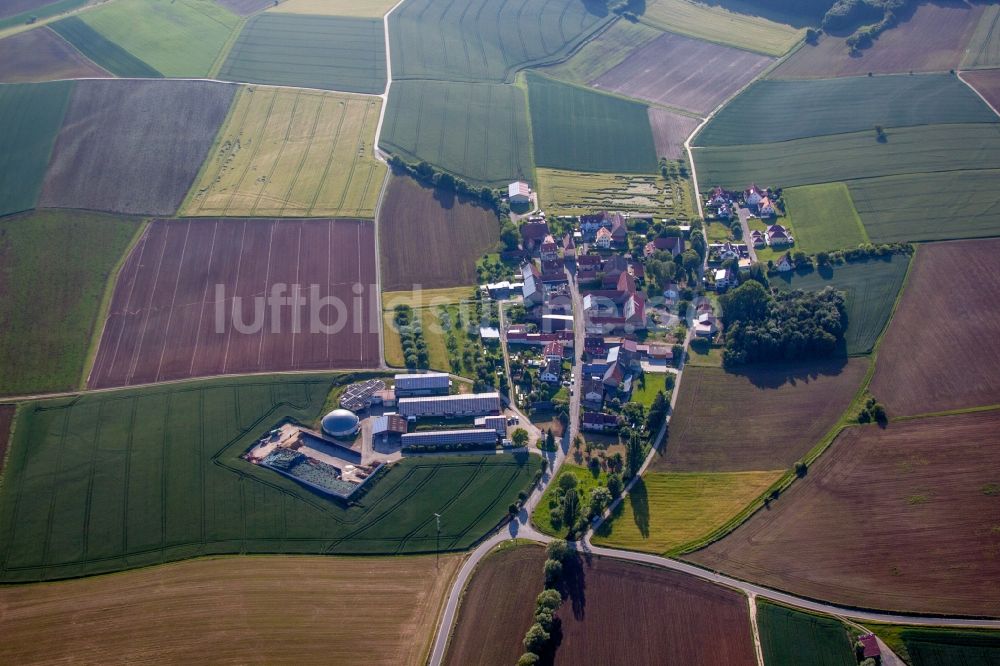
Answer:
859;634;880;660
610;216;627;245
540;234;559;261
759;196;776;217
543;341;564;361
508;180;531;205
644;236;685;258
562;234;576;259
594;226;613;249
520;220;550;250
582;411;619;432
767;224;793;246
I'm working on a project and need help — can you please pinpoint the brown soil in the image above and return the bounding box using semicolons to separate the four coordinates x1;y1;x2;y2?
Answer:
88;218;380;388
771;2;984;79
688;410;1000;617
445;543;547;666
647;107;701;159
653;358;869;472
0;27;110;83
379;173;500;292
591;31;773;114
870;238;1000;416
963;69;1000;114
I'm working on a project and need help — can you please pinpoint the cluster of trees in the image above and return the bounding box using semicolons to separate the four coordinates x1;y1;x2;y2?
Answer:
393;305;428;369
387;155;504;211
518;540;574;665
767;242;911;274
857;395;888;426
720;281;847;366
820;0;914;52
547;470;622;536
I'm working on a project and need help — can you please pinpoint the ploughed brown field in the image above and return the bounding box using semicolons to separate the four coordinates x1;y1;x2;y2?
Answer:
652;358;869;472
647;107;700;159
770;2;984;79
551;555;757;665
870;239;1000;416
445;543;547;666
0;554;463;665
88;218;379;389
379;174;500;292
591;31;773;115
0;0;59;19
688;410;1000;617
963;69;1000;114
40;79;236;216
0;405;14;475
0;28;110;83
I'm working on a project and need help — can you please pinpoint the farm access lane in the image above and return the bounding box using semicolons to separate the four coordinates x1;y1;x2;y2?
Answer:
737;207;758;262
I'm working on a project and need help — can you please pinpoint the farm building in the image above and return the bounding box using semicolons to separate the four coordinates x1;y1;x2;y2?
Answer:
321;409;361;438
582;411;619;432
475;415;508;435
397;392;502;418
508;181;531;205
644;236;685;258
401;428;498;448
394;372;451;397
371;413;408;444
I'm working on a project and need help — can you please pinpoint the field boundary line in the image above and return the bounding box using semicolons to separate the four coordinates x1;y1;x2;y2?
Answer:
207;12;247;79
123;221;172;386
747;593;766;666
153;220;192;382
892;402;1000;422
187;219;220;375
372;0;410;158
957;69;1000;118
80;218;150;390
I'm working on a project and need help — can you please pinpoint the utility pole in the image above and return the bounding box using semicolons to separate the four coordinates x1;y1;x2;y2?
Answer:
434;512;441;568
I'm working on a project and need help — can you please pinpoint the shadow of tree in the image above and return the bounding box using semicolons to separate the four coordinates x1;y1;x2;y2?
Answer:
727;356;851;390
629;478;650;538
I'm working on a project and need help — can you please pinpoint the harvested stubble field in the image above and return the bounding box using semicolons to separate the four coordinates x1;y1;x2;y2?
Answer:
0;554;463;665
689;409;1000;617
551;555;757;665
780;183;869;255
640;0;803;56
647;107;701;159
70;0;240;78
0;210;142;396
444;542;547;666
0;374;541;582
769;2;985;79
0;405;13;474
220;13;387;93
536;168;694;218
963;4;1000;69
40;79;236;216
50;16;163;78
0;27;110;82
184;86;385;218
389;0;611;83
771;256;909;356
697;73;997;146
963;68;1000;113
652;359;869;472
539;18;661;84
693;123;1000;190
592;471;782;555
379;174;500;292
591;31;773;115
870;239;1000;416
757;601;856;666
88;218;379;389
381;80;533;186
270;0;400;17
527;73;658;174
849;169;1000;242
0;80;71;216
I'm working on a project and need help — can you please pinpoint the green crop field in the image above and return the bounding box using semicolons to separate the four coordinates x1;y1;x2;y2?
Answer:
72;0;240;77
757;601;855;666
539;18;662;84
693;123;1000;190
963;4;1000;69
50;17;162;78
0;81;72;216
0;374;540;582
592;471;782;555
849;170;1000;243
771;255;909;355
527;73;658;174
697;74;997;146
381;80;533;186
782;183;868;254
0;0;86;32
388;0;611;83
903;628;1000;665
220;14;386;93
0;211;142;397
641;0;804;56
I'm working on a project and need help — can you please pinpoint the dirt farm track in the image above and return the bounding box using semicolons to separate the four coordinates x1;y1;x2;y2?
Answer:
88;218;379;388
